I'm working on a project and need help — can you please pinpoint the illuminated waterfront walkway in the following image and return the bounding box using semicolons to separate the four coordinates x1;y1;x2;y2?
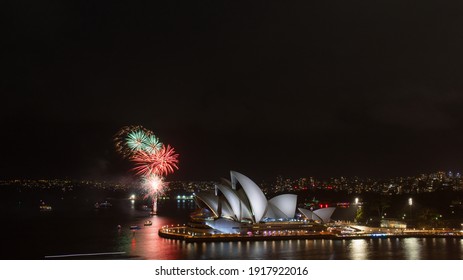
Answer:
159;225;463;242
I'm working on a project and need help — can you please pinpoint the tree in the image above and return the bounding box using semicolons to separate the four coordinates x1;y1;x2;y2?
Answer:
417;208;441;228
355;206;365;223
370;196;391;219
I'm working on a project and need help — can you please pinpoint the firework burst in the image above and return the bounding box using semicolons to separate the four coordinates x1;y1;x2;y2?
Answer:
141;174;169;215
114;125;163;158
131;144;179;177
114;125;146;158
144;134;162;153
142;174;168;198
126;129;149;152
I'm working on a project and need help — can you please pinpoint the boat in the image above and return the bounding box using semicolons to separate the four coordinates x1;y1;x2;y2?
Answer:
144;220;152;226
130;225;141;230
95;201;112;209
39;201;52;211
141;205;150;211
39;205;53;211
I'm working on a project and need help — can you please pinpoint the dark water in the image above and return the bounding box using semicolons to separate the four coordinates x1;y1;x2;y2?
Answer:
3;198;463;260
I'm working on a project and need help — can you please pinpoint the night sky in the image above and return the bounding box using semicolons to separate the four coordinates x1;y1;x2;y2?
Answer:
2;1;463;181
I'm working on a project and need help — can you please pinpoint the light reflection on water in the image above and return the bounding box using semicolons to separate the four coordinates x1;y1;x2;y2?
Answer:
404;238;421;260
118;214;463;260
349;239;368;260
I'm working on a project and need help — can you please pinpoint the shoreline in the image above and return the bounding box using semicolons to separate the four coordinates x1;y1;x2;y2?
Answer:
159;228;463;243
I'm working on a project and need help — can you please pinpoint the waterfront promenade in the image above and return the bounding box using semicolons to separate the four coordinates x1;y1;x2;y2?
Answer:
159;225;463;243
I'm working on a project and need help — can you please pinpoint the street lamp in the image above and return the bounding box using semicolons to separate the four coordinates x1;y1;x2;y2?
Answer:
354;197;360;223
408;198;413;220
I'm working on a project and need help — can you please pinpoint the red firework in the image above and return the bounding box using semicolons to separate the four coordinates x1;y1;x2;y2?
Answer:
131;144;179;176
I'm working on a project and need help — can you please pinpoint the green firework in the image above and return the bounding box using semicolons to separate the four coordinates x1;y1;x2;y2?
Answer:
126;130;149;152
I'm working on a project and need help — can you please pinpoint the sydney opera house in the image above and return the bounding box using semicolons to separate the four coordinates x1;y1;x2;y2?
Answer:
190;171;336;235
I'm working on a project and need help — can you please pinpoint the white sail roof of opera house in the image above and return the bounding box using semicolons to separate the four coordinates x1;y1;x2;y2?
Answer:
298;207;336;224
216;183;252;221
230;171;269;222
194;192;236;220
269;194;297;219
195;171;299;223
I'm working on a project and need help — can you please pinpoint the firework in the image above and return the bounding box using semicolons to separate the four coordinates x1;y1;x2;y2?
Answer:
114;125;146;158
142;174;168;197
142;174;168;215
144;134;162;153
153;144;179;175
131;144;179;177
114;125;162;158
114;125;179;215
114;126;129;156
126;129;149;152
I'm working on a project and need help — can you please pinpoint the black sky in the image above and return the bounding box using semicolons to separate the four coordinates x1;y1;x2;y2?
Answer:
2;0;463;181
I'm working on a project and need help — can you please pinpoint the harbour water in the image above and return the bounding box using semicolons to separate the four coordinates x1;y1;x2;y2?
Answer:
3;198;463;260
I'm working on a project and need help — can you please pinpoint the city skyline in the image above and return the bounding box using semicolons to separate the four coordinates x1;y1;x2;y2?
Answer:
3;1;463;181
3;169;462;195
